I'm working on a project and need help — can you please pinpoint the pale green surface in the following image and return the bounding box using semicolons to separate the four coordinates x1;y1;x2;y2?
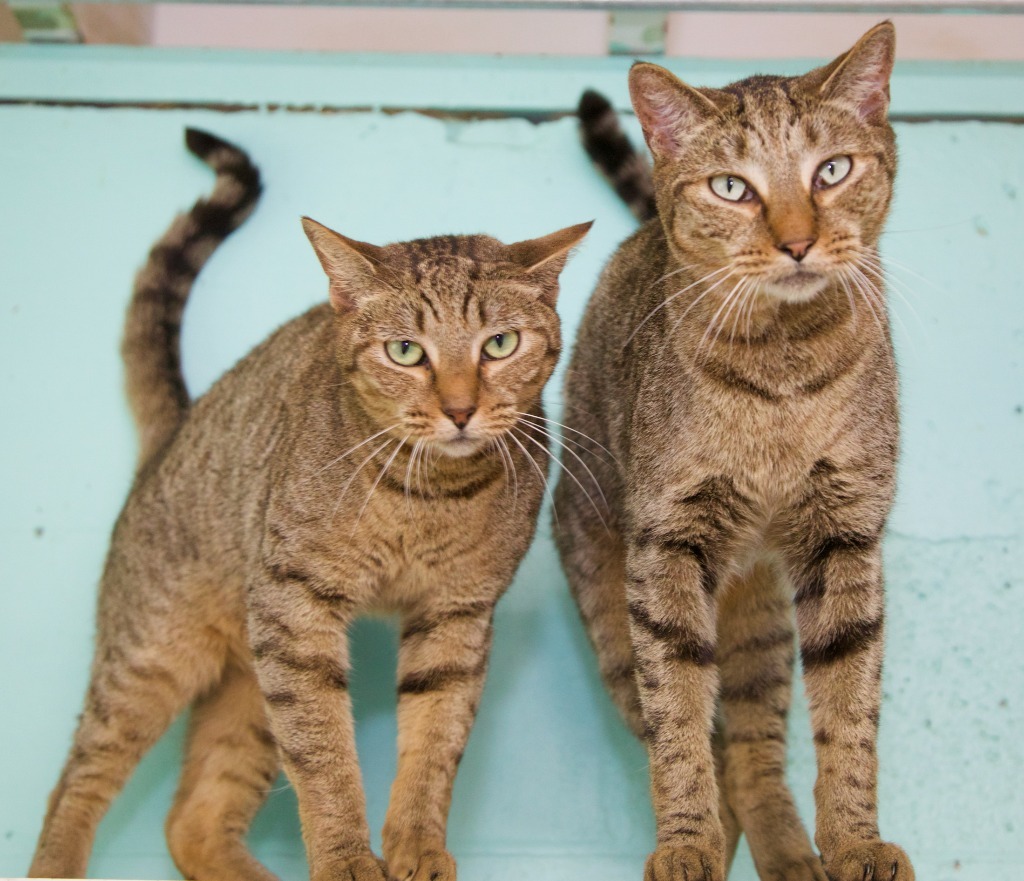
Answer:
0;48;1022;881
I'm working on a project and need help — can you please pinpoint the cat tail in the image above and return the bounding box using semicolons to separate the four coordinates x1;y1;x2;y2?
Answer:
577;89;657;223
122;128;262;467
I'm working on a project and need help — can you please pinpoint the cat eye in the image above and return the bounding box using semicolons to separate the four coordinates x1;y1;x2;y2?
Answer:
385;339;427;367
709;174;753;203
482;331;519;360
815;155;852;189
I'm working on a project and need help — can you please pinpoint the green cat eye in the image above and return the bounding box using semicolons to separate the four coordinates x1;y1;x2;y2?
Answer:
482;331;519;360
815;155;852;188
709;174;752;203
385;339;426;367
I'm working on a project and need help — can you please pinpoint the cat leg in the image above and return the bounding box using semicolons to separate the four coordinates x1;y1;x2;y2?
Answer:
165;660;281;881
557;489;742;872
29;614;226;877
625;478;756;881
717;561;825;881
710;725;741;875
248;572;383;881
554;514;644;736
786;522;914;881
381;599;498;881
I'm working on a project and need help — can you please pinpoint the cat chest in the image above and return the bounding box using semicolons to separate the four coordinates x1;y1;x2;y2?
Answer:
672;384;851;502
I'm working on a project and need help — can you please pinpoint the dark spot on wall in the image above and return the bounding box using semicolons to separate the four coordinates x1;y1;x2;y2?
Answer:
34;526;44;538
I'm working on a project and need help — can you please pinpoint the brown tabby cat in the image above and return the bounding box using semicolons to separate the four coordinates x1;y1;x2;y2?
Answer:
555;22;914;881
28;128;590;881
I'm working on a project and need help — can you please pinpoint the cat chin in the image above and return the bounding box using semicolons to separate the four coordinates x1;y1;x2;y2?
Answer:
435;437;488;458
762;271;830;304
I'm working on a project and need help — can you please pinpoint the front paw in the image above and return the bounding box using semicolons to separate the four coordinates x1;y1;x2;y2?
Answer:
325;853;388;881
644;845;725;881
386;846;456;881
825;842;914;881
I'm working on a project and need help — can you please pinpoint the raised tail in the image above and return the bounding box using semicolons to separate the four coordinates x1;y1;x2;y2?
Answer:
577;89;657;223
122;128;261;467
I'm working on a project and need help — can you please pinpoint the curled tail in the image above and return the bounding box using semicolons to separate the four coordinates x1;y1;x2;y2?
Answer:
577;89;657;223
122;128;261;467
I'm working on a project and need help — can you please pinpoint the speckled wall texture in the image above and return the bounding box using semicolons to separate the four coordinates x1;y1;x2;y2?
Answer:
0;47;1021;881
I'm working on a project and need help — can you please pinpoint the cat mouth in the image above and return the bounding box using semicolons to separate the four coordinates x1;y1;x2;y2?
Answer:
763;269;829;302
434;434;487;458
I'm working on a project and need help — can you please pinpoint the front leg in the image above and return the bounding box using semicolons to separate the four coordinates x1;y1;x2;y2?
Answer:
248;565;383;881
788;527;914;881
627;481;744;881
381;599;496;881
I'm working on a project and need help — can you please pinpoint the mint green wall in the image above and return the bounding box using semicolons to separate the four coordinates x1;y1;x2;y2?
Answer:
1;47;1022;881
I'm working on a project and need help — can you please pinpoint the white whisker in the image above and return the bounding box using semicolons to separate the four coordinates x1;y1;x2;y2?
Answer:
666;268;737;342
506;430;558;528
353;434;409;533
625;264;732;348
316;423;401;476
332;438;393;523
517;420;609;512
498;435;520;506
698;273;747;358
514;410;621;468
513;427;608;533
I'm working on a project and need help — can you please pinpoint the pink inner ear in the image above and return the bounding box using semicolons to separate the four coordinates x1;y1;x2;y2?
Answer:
631;70;694;158
643;92;691;155
824;29;895;123
857;82;891;122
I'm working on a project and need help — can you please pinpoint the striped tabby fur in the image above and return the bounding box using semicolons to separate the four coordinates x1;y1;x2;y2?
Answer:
29;129;590;881
556;23;914;881
578;88;657;224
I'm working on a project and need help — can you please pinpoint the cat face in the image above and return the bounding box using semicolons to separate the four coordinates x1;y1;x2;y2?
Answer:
631;22;896;306
303;220;590;457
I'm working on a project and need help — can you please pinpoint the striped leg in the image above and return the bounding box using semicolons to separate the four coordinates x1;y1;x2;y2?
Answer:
248;571;383;881
29;573;227;879
717;562;825;881
166;661;281;881
557;519;645;736
382;602;497;881
627;535;728;880
790;535;914;881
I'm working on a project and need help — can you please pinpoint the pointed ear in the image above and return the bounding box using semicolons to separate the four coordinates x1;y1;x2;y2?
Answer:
301;216;392;313
629;62;724;160
813;21;895;124
505;220;593;306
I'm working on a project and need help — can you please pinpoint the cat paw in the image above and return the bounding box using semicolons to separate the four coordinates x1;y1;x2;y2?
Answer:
644;845;725;881
386;847;456;881
325;853;388;881
761;853;829;881
824;842;914;881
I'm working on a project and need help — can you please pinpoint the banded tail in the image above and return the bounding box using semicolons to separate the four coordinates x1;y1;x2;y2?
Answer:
122;128;262;466
578;89;657;224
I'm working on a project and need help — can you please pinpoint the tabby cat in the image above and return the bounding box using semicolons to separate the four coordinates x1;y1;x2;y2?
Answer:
29;128;590;881
555;22;914;881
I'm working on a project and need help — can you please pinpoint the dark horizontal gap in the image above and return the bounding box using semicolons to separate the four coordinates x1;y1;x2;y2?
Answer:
2;98;1022;125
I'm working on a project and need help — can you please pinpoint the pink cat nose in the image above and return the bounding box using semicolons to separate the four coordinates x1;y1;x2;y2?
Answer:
778;238;816;262
443;406;476;429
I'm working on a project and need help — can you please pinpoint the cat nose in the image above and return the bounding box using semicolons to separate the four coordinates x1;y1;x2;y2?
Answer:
443;406;476;430
778;238;816;262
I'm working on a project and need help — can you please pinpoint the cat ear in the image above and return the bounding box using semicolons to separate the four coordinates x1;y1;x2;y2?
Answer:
301;216;393;313
628;62;724;160
505;220;593;306
812;21;896;124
